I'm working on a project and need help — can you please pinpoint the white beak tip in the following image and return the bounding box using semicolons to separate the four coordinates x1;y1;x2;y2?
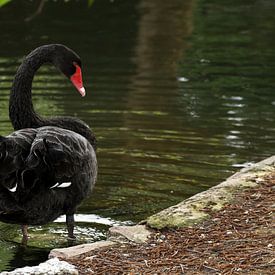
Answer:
79;87;86;97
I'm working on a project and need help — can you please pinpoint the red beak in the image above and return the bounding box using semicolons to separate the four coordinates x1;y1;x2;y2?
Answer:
70;63;85;97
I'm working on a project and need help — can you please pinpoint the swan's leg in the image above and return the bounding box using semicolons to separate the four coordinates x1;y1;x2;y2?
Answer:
21;224;29;245
66;213;76;240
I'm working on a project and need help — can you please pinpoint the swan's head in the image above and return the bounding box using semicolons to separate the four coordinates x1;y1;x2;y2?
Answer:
52;44;86;97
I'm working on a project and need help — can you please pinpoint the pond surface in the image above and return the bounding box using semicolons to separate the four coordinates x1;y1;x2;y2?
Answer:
1;0;275;271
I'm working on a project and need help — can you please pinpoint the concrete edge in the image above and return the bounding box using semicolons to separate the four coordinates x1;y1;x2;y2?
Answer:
49;240;117;259
146;155;275;229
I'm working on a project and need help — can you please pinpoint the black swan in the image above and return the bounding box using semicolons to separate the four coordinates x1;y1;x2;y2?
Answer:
0;44;97;244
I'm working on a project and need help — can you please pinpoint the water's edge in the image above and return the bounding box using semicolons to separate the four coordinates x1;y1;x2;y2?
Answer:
3;155;274;274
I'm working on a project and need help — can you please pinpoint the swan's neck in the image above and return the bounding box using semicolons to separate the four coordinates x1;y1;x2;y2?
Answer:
9;45;97;149
9;46;53;130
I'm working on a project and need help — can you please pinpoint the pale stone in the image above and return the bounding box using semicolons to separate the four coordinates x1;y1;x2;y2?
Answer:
108;225;151;243
0;258;78;275
147;155;275;229
49;241;116;259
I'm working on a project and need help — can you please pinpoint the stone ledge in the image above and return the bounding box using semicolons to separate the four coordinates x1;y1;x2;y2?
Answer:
108;225;151;244
48;225;151;261
146;155;275;229
49;240;116;259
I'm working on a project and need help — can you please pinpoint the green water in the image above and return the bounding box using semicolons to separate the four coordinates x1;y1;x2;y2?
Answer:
1;0;275;271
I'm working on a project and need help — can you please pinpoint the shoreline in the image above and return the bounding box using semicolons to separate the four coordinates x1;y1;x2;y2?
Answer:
2;156;275;274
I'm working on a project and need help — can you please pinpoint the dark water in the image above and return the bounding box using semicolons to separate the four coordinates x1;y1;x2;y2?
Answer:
1;0;275;271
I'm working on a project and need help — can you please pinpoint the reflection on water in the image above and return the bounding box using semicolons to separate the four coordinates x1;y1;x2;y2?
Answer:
1;0;275;271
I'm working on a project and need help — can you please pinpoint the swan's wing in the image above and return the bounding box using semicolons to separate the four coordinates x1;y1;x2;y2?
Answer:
25;127;95;188
0;137;23;175
0;129;37;193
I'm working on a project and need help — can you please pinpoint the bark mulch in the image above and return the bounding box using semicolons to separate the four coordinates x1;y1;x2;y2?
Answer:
68;175;275;274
